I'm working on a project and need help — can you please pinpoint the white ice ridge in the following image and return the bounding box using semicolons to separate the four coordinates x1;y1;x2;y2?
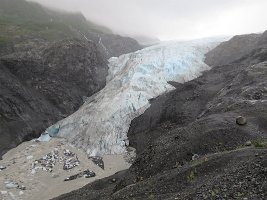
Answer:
45;37;228;156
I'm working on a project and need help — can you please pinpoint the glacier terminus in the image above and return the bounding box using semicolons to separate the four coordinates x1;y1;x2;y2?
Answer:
42;37;228;156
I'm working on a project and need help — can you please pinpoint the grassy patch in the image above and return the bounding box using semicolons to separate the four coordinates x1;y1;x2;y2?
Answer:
187;168;197;182
0;0;112;43
252;139;267;148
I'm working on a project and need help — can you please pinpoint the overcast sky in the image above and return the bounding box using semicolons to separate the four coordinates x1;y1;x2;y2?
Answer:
30;0;267;40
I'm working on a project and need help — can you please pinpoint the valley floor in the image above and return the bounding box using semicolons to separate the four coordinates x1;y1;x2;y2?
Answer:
0;139;131;200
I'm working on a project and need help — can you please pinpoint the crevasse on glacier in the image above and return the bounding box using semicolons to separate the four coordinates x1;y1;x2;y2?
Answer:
44;38;227;156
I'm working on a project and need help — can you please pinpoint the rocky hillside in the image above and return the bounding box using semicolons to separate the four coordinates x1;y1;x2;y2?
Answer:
0;0;142;159
0;0;142;57
0;39;108;159
132;35;160;46
54;32;267;200
205;31;267;66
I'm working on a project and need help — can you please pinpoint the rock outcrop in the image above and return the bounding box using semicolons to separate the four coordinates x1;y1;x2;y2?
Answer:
0;39;108;158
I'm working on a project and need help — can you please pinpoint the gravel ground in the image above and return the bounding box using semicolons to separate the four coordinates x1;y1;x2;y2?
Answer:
0;138;131;200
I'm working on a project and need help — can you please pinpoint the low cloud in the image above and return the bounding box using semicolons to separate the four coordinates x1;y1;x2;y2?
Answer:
30;0;267;40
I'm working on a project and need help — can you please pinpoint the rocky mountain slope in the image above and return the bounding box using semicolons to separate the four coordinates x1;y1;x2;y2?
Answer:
54;32;267;199
205;31;267;66
0;0;142;159
0;0;142;57
0;39;108;159
132;35;160;46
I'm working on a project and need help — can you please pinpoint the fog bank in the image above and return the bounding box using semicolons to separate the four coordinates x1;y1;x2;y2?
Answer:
30;0;267;40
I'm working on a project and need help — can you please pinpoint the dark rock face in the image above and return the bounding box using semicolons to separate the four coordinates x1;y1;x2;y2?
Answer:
64;170;96;182
1;39;108;113
89;156;105;170
97;34;142;58
205;30;267;66
53;32;267;200
0;39;108;158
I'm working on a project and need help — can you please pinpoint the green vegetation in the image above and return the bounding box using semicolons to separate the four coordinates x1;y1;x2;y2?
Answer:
148;194;155;199
0;0;112;54
187;168;197;182
252;139;267;148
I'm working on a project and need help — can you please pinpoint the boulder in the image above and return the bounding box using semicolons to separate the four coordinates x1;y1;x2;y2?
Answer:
236;116;247;125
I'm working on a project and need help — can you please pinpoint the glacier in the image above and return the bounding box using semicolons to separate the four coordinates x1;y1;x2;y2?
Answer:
43;37;228;156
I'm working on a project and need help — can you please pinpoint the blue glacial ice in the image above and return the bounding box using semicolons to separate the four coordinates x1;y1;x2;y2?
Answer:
45;37;229;156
